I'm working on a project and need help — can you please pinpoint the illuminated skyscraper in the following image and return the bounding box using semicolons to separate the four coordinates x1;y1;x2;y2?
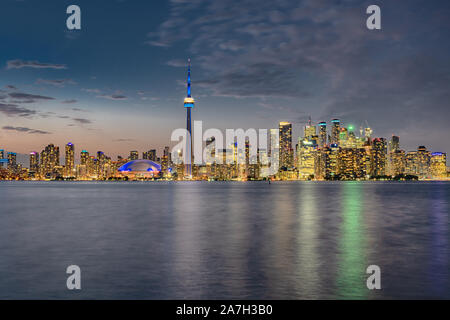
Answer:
304;117;316;139
338;148;366;180
387;135;403;176
143;149;156;161
318;122;327;148
339;127;348;147
389;136;400;152
417;146;431;179
390;150;406;176
279;122;293;169
347;126;357;148
430;152;447;179
29;152;39;173
7;152;17;171
129;151;139;161
40;144;59;177
371;138;387;176
331;119;340;145
80;150;89;165
405;151;418;176
269;128;279;175
184;59;195;177
65;142;75;177
161;146;170;177
297;137;316;179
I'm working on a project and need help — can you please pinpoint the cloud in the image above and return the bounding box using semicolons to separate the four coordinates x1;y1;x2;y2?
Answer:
6;59;67;70
82;88;102;94
0;103;36;117
71;107;87;112
167;59;187;67
8;92;55;101
2;126;51;135
97;94;127;101
62;99;78;104
36;78;77;87
5;85;17;90
72;118;92;124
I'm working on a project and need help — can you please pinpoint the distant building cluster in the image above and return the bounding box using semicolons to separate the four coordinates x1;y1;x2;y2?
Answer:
0;118;448;181
291;119;448;181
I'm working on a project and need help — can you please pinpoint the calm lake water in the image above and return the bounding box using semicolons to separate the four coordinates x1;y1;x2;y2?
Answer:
0;181;449;299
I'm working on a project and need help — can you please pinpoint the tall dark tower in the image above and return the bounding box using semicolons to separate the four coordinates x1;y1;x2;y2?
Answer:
183;58;195;177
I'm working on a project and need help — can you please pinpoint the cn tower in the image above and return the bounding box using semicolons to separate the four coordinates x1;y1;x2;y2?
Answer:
183;58;195;177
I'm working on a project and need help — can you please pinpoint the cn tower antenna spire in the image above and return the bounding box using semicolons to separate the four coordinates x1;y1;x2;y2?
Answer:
187;58;191;98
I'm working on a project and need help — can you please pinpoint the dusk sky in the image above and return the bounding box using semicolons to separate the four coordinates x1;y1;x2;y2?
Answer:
1;0;449;163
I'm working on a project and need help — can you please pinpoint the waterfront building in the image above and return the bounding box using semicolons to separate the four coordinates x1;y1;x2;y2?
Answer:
297;138;316;180
417;146;431;179
118;160;161;179
405;151;418;176
269;128;279;175
430;152;447;179
390;150;406;176
337;148;367;180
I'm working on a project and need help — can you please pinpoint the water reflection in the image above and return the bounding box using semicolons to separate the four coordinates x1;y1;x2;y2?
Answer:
296;183;320;298
337;182;367;299
429;183;449;297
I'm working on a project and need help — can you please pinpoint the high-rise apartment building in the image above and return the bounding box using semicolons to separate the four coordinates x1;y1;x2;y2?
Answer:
65;142;75;177
129;151;139;161
143;149;157;161
29;152;39;173
331;119;340;145
40;144;60;177
405;151;418;176
390;150;406;176
7;152;17;171
279;122;293;169
371;138;387;176
318;122;327;148
417;146;431;179
297;138;316;179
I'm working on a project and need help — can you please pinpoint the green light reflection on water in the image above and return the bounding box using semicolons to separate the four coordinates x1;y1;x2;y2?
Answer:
336;182;368;299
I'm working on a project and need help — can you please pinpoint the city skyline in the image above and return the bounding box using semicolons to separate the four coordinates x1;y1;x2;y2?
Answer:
1;1;450;159
1;113;448;181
